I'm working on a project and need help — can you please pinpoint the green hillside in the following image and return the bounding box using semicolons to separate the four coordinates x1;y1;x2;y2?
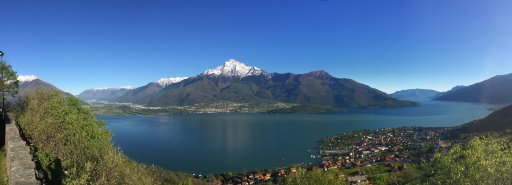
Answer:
146;71;417;110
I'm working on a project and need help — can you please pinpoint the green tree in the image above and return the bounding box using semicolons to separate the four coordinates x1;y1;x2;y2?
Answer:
0;52;19;122
420;136;512;185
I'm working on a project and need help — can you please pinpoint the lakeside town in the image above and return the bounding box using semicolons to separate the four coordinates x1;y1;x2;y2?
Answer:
87;101;297;114
87;101;296;115
319;127;453;167
211;127;457;185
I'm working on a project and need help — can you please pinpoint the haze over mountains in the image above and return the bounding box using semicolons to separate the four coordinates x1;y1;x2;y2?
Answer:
78;87;134;102
391;89;442;101
390;73;512;105
390;86;466;101
433;73;512;104
81;59;415;109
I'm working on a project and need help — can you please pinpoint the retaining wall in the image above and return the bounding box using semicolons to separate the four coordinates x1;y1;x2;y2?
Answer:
5;116;39;185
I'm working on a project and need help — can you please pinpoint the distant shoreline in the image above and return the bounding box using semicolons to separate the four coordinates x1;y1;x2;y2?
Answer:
88;101;420;115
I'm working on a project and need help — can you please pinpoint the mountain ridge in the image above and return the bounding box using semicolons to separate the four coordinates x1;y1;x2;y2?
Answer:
455;104;512;135
8;75;75;103
83;59;416;110
434;73;512;104
391;89;442;101
78;87;134;102
115;59;415;108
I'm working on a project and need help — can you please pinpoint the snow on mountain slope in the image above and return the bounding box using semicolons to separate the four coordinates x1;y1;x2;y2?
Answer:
18;75;39;83
156;77;188;87
202;59;267;78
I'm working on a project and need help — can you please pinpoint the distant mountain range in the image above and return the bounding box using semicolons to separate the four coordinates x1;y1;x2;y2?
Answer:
113;80;182;105
393;73;512;104
391;86;466;101
81;59;415;110
434;73;512;104
391;89;442;101
78;87;134;102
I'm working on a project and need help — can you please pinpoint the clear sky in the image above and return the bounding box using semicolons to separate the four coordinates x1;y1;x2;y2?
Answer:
2;0;512;95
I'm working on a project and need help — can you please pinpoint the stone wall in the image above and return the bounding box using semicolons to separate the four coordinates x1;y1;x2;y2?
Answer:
5;116;39;185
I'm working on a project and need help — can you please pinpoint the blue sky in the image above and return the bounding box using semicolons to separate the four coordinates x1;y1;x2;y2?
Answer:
2;0;512;95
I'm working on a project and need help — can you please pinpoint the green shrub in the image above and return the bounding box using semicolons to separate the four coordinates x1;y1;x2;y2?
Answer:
419;136;512;185
16;89;207;185
284;169;347;185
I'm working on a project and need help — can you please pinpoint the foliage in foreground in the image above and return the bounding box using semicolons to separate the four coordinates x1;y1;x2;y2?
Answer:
280;136;512;185
284;169;346;185
15;89;208;185
419;136;512;185
0;148;6;185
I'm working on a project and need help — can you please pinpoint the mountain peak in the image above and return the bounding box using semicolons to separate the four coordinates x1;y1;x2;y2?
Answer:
224;58;242;66
156;77;188;87
203;59;267;78
18;75;39;83
306;70;332;77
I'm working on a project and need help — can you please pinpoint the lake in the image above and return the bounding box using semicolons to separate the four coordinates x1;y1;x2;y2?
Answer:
97;101;495;174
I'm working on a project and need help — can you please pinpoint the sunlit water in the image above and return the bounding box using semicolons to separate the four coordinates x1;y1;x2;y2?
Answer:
97;101;495;174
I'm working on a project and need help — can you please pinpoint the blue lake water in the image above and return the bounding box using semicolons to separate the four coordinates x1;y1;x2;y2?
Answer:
96;101;495;174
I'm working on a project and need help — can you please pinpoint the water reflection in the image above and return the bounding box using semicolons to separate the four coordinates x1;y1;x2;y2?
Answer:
98;101;494;174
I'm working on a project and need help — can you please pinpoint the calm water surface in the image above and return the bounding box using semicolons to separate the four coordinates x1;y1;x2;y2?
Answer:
97;101;495;174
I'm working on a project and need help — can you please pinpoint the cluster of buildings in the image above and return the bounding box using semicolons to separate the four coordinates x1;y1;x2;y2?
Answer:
91;100;296;114
128;104;163;110
320;127;452;168
180;102;293;113
219;166;300;185
214;127;453;185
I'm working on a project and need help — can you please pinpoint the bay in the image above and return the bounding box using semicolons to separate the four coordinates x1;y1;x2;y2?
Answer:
97;101;495;174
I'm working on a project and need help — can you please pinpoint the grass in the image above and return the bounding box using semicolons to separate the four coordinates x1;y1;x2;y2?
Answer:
0;148;5;185
0;114;6;185
0;117;6;185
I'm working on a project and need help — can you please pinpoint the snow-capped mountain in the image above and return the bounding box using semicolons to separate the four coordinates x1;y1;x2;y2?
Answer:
202;59;268;78
18;75;39;83
7;75;74;103
82;77;188;104
95;59;268;104
156;77;188;87
80;76;188;103
104;58;416;110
